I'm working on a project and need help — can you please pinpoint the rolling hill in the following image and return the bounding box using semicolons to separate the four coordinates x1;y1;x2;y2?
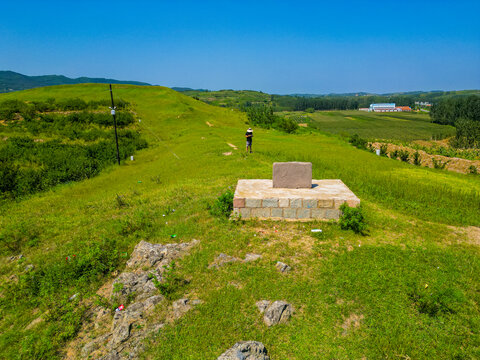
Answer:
0;70;151;93
0;84;479;359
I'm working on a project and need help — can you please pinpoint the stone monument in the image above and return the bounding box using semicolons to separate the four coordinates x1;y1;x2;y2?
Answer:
233;162;360;220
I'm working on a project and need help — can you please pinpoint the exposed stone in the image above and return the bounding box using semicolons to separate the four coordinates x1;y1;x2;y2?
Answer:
275;261;291;273
278;198;289;207
273;162;312;189
217;341;270;360
172;298;202;320
244;253;262;262
255;300;271;313
251;208;270;218
271;208;283;217
296;208;311;219
209;253;242;268
25;264;34;272
233;198;245;208
81;333;110;358
261;300;293;327
245;198;262;208
262;198;278;208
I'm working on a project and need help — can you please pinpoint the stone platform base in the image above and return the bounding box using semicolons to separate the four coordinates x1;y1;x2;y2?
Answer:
233;179;360;221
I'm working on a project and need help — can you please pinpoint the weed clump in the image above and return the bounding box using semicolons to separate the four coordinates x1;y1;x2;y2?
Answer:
398;149;410;162
409;285;466;317
209;189;234;219
349;134;367;150
379;144;388;157
432;158;449;169
339;203;367;235
413;151;421;166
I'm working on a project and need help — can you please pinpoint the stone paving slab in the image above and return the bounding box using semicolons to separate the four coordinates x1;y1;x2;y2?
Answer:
233;179;360;220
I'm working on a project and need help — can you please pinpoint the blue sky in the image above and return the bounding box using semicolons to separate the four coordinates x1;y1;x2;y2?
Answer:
1;0;479;93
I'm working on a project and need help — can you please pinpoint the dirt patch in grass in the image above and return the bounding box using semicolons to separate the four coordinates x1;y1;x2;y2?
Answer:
206;121;213;127
448;226;480;246
341;313;364;336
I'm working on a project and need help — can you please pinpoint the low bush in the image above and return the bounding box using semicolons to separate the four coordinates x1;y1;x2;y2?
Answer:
413;151;421;165
339;203;367;235
399;149;410;162
432;158;449;169
349;134;367;150
209;189;234;219
380;144;388;157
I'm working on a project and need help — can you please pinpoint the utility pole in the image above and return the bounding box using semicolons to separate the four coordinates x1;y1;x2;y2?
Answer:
109;84;121;165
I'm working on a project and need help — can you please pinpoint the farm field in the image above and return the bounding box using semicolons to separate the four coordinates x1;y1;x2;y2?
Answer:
283;110;455;142
0;85;479;359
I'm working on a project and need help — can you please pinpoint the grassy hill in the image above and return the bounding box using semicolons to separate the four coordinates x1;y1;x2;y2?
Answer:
0;71;151;93
0;84;479;359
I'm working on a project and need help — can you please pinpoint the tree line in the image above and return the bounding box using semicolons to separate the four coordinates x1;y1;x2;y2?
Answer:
430;96;480;148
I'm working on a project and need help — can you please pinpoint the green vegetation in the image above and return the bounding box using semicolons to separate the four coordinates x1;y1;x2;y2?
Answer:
183;88;480;112
339;203;367;235
287;110;455;141
245;106;299;133
0;84;479;359
0;97;146;198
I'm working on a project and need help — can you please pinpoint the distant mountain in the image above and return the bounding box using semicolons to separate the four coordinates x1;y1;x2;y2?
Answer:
171;87;209;92
0;70;151;93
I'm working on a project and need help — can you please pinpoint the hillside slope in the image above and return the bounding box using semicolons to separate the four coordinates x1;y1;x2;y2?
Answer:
0;70;151;93
0;84;479;359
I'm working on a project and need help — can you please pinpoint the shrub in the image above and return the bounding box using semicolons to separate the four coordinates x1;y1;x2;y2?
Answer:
413;151;421;166
277;117;299;133
339;203;367;235
468;165;478;174
349;134;367;150
398;149;410;162
380;144;388;157
432;158;449;169
409;285;466;317
390;150;399;159
209;189;234;219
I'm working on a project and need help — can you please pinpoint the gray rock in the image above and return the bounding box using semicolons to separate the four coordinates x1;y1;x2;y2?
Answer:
275;261;291;273
255;300;271;313
100;350;120;360
244;253;262;262
126;240;198;270
217;341;270;360
81;333;110;358
209;253;241;268
263;300;293;327
25;264;34;272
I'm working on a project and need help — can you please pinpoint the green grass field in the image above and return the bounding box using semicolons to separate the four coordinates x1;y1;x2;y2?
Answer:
285;110;456;141
0;84;479;359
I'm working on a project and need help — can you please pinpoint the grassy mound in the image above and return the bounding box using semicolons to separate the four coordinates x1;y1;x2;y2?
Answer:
0;84;479;359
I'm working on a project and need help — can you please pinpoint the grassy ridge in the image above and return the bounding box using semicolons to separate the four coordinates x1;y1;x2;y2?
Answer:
0;84;479;359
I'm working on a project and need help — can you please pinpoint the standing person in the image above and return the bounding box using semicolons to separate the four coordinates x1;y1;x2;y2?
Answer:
245;128;253;153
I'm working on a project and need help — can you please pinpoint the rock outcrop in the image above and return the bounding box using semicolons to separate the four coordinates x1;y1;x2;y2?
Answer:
217;341;270;360
275;261;291;273
256;300;293;327
79;239;199;360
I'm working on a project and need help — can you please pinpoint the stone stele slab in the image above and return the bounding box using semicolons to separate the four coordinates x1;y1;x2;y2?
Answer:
272;162;312;189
